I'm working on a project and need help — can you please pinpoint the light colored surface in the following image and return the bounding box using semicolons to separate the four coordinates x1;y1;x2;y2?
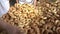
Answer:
19;0;34;4
0;0;10;17
26;0;32;2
